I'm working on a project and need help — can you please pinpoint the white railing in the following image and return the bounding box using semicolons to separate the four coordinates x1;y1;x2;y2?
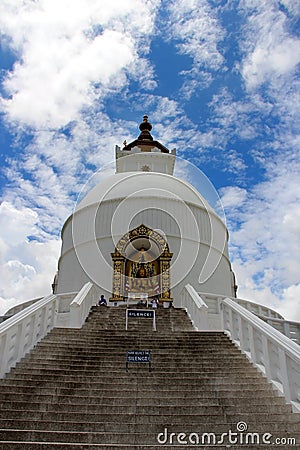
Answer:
0;282;98;378
180;284;209;330
198;291;283;319
69;282;98;328
221;298;300;412
234;297;283;319
0;294;58;378
2;297;43;318
259;316;300;345
197;291;300;343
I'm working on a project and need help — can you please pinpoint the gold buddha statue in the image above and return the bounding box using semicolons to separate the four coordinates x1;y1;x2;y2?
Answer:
131;265;153;293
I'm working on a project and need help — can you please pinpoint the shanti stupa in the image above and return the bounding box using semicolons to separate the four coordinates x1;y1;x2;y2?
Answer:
0;116;299;449
53;115;237;305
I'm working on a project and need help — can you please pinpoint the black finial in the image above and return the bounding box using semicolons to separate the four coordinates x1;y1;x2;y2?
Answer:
122;114;170;153
138;114;153;141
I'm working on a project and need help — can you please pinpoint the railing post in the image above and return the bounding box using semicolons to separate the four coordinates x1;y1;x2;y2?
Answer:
278;348;291;403
0;333;9;378
248;323;256;364
238;315;244;349
70;304;82;328
180;285;209;330
69;282;97;328
283;322;290;339
261;334;271;378
16;321;26;362
220;302;224;330
229;307;234;341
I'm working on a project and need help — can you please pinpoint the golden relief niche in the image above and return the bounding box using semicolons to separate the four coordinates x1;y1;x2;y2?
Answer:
110;224;173;304
125;247;160;297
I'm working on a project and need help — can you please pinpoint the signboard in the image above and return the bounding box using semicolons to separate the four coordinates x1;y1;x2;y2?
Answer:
126;350;151;372
128;310;154;318
125;309;156;331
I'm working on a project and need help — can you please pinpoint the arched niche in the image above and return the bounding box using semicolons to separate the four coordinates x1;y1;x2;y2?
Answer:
110;224;173;304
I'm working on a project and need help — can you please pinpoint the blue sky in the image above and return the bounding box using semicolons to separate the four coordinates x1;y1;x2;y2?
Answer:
0;0;299;319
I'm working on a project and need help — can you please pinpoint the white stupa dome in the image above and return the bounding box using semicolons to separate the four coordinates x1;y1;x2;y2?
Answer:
77;171;214;213
55;116;236;303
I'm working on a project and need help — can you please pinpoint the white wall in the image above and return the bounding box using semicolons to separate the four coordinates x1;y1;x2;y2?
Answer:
56;195;234;301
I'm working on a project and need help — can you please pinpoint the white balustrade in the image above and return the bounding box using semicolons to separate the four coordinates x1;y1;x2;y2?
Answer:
0;294;58;378
69;282;98;328
0;282;98;378
1;280;299;415
198;291;283;320
221;298;300;412
197;291;300;343
259;316;300;345
180;284;209;330
234;297;283;319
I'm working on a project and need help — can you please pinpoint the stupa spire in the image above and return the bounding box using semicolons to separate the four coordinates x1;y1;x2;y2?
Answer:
121;115;170;153
138;114;153;141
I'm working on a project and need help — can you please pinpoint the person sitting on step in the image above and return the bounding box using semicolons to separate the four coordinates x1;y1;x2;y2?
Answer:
98;295;107;306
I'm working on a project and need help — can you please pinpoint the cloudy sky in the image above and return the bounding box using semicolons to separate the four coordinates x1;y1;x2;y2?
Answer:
0;0;299;320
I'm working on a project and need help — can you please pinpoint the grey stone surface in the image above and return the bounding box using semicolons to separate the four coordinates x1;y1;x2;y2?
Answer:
0;306;299;449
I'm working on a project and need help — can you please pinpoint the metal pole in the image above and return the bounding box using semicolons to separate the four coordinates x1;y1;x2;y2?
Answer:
153;310;156;331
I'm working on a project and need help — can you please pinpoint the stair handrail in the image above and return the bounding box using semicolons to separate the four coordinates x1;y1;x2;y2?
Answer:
258;315;300;345
221;297;300;412
198;290;284;319
180;284;209;330
69;282;98;328
0;294;58;378
197;291;300;343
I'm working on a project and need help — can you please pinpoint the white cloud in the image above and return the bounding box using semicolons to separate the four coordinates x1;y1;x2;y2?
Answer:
220;186;247;209
224;161;300;321
233;262;300;322
0;202;60;314
279;284;300;322
0;201;38;246
239;1;300;89
0;0;159;128
164;0;225;95
242;38;300;89
166;0;224;67
0;240;59;315
2;30;135;128
208;88;270;140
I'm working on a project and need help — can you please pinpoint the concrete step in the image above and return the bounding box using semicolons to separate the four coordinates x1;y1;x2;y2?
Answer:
16;352;253;373
16;364;258;374
27;339;244;348
45;328;225;336
0;307;298;448
1;418;299;433
0;401;293;416
0;429;299;445
25;349;255;360
0;384;280;399
0;409;298;424
0;402;228;415
3;375;273;389
13;365;262;375
0;392;289;407
0;379;276;394
43;331;229;338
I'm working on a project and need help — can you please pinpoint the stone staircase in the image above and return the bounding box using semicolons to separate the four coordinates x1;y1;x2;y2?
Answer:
0;305;299;449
